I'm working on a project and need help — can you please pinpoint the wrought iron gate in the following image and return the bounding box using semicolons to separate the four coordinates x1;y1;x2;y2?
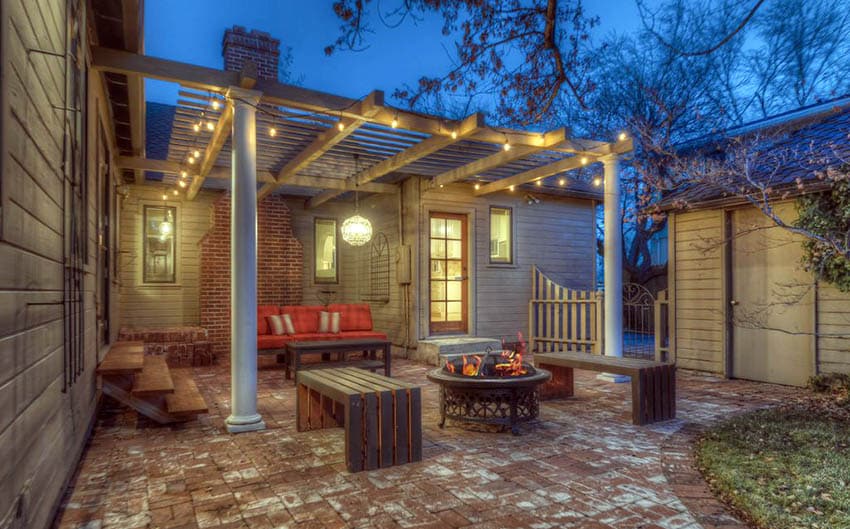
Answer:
623;283;655;359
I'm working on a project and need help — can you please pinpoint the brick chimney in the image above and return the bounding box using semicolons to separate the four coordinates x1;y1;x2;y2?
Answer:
222;26;280;81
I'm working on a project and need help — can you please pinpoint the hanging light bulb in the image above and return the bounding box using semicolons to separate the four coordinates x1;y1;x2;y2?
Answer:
193;122;201;133
559;178;566;186
206;121;215;131
159;210;173;237
535;180;542;186
337;121;345;131
451;130;458;140
618;132;627;141
509;185;515;192
211;99;221;110
180;170;188;178
193;150;200;158
178;180;187;188
503;139;511;151
269;126;277;137
172;189;179;196
162;193;168;201
581;156;588;165
187;156;195;164
474;183;481;190
593;177;603;187
391;113;399;128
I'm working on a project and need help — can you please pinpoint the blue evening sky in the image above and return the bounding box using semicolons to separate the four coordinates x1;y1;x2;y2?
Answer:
144;0;647;107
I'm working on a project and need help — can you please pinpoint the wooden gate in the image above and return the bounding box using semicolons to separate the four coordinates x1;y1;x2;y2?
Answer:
528;267;603;354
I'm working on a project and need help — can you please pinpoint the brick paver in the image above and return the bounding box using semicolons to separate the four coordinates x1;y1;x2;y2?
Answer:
52;359;799;529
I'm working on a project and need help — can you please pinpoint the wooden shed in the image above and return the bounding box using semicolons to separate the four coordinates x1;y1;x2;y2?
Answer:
663;98;850;385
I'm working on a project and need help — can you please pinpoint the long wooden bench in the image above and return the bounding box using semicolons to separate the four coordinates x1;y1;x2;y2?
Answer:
296;367;422;473
534;352;676;425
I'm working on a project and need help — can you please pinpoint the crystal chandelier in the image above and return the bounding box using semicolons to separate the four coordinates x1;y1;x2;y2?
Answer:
341;154;372;246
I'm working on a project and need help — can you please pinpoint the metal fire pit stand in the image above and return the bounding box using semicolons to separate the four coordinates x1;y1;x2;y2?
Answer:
426;367;551;435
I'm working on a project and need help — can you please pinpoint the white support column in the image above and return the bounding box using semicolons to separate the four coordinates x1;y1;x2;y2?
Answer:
225;87;266;433
598;154;629;383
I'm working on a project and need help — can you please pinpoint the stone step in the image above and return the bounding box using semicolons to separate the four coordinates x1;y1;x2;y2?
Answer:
96;341;145;375
131;355;175;396
413;337;502;366
165;369;208;418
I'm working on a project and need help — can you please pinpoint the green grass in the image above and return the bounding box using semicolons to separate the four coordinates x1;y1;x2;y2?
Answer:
695;407;850;529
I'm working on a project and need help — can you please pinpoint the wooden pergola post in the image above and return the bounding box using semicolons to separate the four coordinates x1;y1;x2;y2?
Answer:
225;86;266;433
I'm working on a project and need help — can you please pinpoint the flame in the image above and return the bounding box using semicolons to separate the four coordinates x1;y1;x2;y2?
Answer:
462;355;483;376
445;359;456;373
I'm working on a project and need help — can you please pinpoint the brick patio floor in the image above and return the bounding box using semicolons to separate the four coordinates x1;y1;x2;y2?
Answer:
53;359;801;529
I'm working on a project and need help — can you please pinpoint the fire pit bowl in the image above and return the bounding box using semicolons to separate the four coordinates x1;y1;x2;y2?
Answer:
427;352;551;435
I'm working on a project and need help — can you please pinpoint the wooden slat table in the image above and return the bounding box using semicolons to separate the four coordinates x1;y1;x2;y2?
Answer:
534;351;676;425
285;339;391;380
296;367;422;473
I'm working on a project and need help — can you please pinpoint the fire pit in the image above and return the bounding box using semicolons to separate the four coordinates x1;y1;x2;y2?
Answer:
426;336;551;435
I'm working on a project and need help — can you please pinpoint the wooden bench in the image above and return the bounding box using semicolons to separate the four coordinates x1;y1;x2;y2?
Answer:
296;367;422;473
534;352;676;425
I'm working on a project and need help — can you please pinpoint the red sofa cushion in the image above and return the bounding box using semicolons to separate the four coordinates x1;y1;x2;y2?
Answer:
328;303;374;331
257;305;280;335
339;330;388;340
257;334;289;350
281;305;324;333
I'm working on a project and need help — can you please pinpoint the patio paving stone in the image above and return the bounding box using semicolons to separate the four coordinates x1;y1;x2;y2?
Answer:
52;358;800;529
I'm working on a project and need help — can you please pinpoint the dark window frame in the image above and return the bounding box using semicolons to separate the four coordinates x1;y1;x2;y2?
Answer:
489;206;514;265
142;205;178;284
313;217;339;284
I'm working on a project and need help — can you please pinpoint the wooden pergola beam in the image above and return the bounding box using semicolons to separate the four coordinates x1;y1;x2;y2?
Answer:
431;128;567;188
186;102;233;199
474;137;634;196
306;112;484;209
121;0;145;184
114;156;398;194
256;91;384;200
91;48;603;152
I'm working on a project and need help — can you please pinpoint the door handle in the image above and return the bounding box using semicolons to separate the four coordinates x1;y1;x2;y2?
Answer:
730;300;739;306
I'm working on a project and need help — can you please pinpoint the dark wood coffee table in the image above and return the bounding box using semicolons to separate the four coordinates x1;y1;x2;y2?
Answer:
285;339;391;380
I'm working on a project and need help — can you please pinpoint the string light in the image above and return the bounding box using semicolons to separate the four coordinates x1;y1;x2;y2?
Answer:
593;177;602;187
503;138;511;151
193;122;200;133
451;130;458;139
193;150;200;158
180;170;188;178
211;99;220;110
581;156;588;165
172;189;179;196
162;193;168;200
206;121;214;131
391;112;399;128
178;180;187;188
474;183;481;190
535;180;542;186
559;178;566;186
187;156;195;164
509;185;515;191
269;126;277;137
337;121;345;131
439;184;444;188
618;132;627;141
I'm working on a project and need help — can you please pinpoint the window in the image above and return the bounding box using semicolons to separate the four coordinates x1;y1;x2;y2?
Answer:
489;206;513;264
143;205;177;283
314;218;338;283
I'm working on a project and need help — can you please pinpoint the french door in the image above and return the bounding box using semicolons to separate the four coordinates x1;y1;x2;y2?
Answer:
429;212;468;334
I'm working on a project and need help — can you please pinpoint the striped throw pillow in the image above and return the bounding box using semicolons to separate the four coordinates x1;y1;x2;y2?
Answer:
319;311;341;334
268;314;296;335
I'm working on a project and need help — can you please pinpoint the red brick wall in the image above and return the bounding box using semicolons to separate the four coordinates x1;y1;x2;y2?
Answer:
222;25;280;80
200;194;303;359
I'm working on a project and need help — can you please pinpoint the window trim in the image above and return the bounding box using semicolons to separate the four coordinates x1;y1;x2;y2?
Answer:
313;217;339;284
489;205;514;265
142;204;178;284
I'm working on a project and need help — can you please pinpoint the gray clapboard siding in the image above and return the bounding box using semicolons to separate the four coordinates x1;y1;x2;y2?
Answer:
817;282;850;374
118;186;219;327
671;209;725;374
0;0;118;526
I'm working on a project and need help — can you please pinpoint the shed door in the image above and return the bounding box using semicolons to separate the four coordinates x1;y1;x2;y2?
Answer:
730;204;814;386
429;213;468;334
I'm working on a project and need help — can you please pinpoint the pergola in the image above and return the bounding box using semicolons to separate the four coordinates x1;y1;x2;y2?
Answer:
92;46;633;433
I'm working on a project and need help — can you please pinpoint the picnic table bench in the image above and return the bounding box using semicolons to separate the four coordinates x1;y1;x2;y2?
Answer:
296;367;422;473
534;351;676;425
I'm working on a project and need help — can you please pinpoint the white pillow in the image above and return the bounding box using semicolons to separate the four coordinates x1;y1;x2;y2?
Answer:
319;311;341;334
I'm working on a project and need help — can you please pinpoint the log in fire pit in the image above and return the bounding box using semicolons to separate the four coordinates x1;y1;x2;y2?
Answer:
426;336;551;435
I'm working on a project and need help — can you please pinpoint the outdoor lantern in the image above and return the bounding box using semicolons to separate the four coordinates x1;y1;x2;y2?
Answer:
341;214;373;246
341;153;373;246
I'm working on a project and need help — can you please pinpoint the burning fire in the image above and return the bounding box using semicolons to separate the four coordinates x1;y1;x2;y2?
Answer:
445;331;528;377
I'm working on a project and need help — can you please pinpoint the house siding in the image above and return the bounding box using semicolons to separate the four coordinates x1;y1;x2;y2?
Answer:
670;209;726;374
817;282;850;374
0;1;118;528
118;185;219;328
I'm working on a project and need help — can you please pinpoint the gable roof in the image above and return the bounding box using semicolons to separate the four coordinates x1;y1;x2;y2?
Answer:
659;95;850;210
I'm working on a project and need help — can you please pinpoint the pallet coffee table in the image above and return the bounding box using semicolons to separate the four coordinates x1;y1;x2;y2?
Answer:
285;338;391;380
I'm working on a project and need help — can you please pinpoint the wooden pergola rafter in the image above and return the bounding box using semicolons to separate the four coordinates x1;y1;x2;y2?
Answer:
92;46;632;204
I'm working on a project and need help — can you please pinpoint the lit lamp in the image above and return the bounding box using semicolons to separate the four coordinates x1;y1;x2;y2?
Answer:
340;154;372;246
